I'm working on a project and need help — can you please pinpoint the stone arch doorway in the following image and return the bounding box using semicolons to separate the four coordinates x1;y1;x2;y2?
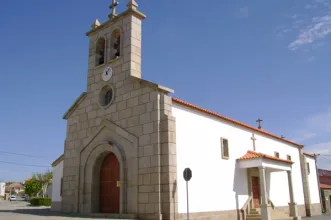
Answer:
99;152;120;213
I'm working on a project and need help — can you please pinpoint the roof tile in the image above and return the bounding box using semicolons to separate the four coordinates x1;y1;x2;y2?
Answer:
237;150;294;164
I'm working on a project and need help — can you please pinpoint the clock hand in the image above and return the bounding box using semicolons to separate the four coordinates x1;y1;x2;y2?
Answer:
105;70;108;75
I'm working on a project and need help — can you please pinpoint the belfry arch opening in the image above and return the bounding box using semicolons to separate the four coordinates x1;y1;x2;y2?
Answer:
96;37;106;66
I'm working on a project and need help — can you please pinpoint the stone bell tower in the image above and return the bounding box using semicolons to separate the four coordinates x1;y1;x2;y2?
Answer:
86;0;145;85
61;1;177;220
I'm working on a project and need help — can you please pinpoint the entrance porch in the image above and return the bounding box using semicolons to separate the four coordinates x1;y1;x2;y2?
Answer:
237;150;301;220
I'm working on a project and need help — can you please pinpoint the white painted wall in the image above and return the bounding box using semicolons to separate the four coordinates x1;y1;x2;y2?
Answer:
0;182;5;197
51;161;63;202
252;134;305;207
173;103;305;213
305;156;320;204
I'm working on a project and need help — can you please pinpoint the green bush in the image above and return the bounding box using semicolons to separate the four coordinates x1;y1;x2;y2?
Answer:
30;197;51;206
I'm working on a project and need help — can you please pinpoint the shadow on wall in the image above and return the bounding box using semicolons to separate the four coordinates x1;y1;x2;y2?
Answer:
172;180;177;220
233;163;249;220
266;170;271;202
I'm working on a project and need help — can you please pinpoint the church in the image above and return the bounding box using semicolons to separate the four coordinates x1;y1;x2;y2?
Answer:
50;1;321;220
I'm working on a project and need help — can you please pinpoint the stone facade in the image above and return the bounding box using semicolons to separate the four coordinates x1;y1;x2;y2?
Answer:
61;3;177;220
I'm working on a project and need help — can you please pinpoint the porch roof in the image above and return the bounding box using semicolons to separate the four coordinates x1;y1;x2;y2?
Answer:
237;150;294;164
236;150;293;171
320;183;331;189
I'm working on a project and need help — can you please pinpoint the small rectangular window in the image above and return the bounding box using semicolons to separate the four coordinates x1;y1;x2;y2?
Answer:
221;138;229;159
287;155;292;161
274;152;280;158
307;162;310;175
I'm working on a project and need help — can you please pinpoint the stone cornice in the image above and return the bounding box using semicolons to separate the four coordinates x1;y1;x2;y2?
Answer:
86;9;146;37
130;76;174;94
62;92;87;120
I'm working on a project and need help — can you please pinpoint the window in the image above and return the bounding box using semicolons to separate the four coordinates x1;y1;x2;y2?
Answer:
99;85;115;108
105;89;113;106
274;152;280;158
221;138;229;159
307;162;310;174
95;37;106;66
110;29;121;60
287;155;292;161
60;178;63;196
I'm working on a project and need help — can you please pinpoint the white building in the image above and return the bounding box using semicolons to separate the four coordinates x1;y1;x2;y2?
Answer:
50;1;321;220
0;182;5;197
51;97;321;220
51;154;63;211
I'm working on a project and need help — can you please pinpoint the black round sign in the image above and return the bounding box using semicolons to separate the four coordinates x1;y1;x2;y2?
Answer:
183;168;192;181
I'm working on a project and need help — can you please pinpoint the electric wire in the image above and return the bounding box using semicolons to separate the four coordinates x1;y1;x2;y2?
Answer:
0;150;44;158
0;160;50;168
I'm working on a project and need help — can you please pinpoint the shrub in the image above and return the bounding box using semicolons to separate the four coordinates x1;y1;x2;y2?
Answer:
30;197;51;206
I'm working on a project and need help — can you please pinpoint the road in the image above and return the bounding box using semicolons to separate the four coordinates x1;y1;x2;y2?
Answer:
0;200;330;220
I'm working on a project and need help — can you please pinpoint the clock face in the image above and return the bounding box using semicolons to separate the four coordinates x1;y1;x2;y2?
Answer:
102;67;113;81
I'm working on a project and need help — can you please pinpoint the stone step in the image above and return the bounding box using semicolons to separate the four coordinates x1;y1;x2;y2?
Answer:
247;214;261;218
86;213;137;219
249;211;259;215
250;208;258;212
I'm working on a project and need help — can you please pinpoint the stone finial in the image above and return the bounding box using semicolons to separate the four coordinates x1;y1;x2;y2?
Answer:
91;19;101;29
127;0;138;10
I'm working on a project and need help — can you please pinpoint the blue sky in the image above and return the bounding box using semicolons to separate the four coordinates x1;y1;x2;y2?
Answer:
0;0;330;182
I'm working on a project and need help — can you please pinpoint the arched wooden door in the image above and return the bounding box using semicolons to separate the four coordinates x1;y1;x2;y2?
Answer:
99;152;120;213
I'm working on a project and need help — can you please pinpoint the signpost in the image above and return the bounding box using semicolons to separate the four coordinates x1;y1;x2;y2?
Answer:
183;168;192;220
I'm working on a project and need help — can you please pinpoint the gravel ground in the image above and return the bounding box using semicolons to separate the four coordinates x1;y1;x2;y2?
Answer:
0;200;330;220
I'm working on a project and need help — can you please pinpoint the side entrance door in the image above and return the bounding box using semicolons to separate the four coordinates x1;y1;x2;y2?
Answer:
251;176;261;208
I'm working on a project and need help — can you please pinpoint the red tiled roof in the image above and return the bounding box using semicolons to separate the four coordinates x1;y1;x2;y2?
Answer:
237;150;294;164
172;98;304;148
320;183;331;189
303;152;316;158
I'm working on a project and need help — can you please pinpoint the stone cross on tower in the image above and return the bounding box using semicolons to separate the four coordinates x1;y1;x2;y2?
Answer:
256;118;263;129
109;0;119;19
251;133;257;151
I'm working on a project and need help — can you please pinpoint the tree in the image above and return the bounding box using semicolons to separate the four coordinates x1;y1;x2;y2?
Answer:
32;169;53;198
24;178;41;197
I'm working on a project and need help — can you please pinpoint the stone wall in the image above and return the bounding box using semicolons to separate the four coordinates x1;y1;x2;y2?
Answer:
61;8;177;220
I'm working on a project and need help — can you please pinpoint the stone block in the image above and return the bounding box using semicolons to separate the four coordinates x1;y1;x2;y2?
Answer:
145;204;155;214
143;174;151;185
119;108;132;119
127;97;139;107
151;155;159;167
143;145;154;157
87;110;97;119
139;193;149;203
127;115;139;127
133;104;146;116
78;129;87;139
139;204;146;213
140;112;151;125
139;134;151;146
117;100;127;111
79;113;88;122
139;185;154;193
139;93;150;104
131;88;142;98
139;156;151;168
143;122;154;134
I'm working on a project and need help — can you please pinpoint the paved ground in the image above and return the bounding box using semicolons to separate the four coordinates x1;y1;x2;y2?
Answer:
0;200;330;220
